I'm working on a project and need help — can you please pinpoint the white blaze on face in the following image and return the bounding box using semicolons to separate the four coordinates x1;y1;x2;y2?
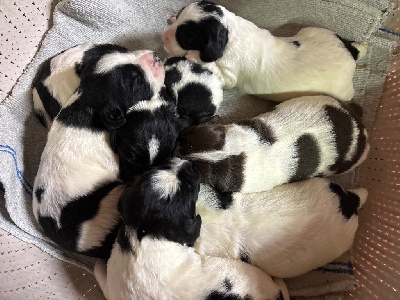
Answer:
148;135;160;164
151;158;186;198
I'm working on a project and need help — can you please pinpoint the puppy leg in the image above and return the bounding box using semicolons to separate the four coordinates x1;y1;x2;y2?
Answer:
94;259;109;299
272;278;289;300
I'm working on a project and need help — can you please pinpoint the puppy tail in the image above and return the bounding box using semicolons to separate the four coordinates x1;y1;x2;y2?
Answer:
351;42;368;60
348;187;368;209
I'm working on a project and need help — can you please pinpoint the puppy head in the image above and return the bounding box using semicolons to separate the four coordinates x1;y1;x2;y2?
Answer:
79;49;165;131
162;1;229;62
118;157;202;246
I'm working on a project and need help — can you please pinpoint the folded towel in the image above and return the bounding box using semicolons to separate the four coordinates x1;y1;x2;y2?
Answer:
0;0;397;298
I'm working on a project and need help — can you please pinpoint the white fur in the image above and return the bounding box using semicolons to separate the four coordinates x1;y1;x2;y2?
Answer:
164;3;365;102
148;136;160;164
95;230;287;300
151;157;185;198
180;95;370;193
195;178;368;278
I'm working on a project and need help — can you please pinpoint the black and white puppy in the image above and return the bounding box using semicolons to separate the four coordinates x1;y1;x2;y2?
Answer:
94;158;289;300
164;56;223;125
109;56;223;183
195;178;368;278
32;42;131;129
162;1;367;102
32;48;164;259
176;95;369;193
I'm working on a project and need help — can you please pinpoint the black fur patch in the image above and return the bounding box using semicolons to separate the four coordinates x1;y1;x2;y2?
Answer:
239;248;251;264
192;153;245;193
237;119;276;145
329;183;360;220
335;35;359;60
176;17;228;62
214;190;234;209
58;62;153;132
32;59;62;123
177;82;216;125
198;1;224;16
165;68;183;90
205;291;253;300
292;41;301;47
290;134;320;182
164;56;187;67
38;181;122;259
35;188;45;203
119;159;202;246
116;226;134;254
190;62;212;75
324;105;353;173
177;117;226;156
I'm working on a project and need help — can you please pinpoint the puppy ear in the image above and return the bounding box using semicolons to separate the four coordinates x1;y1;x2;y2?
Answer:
176;19;228;63
183;214;202;245
101;104;126;131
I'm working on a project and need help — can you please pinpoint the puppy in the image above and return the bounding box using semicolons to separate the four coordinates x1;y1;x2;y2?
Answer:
32;48;164;259
94;158;288;300
126;158;368;279
176;95;369;193
195;178;368;278
32;42;131;129
164;56;223;124
162;1;366;102
110;56;224;183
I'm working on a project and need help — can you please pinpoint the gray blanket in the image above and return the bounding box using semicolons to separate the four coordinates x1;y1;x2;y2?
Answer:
0;0;398;297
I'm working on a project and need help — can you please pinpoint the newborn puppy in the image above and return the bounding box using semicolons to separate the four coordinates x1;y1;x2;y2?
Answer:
195;178;368;278
176;95;369;193
110;56;223;183
162;1;366;102
94;158;288;300
164;56;223;125
32;42;130;129
32;49;164;259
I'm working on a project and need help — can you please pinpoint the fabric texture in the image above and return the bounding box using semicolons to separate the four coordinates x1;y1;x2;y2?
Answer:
0;0;398;298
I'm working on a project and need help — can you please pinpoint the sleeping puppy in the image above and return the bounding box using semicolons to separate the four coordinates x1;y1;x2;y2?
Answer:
32;42;131;129
109;56;223;183
32;48;164;259
162;1;366;102
175;95;369;193
94;158;289;300
164;56;223;125
195;178;368;278
126;158;368;279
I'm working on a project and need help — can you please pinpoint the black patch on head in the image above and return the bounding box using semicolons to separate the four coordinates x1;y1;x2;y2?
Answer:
335;35;359;60
329;183;360;219
164;56;187;67
177;116;225;156
177;82;216;125
119;159;202;246
176;17;228;62
32;59;62;124
239;248;251;264
237;119;276;145
290;134;320;182
192;153;245;193
197;1;223;16
292;41;301;47
35;188;45;204
110;102;182;183
274;291;284;300
58;60;154;132
38;181;122;259
213;190;233;209
116;226;134;254
324;105;354;173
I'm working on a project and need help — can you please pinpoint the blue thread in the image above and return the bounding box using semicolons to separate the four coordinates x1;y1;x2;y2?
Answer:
379;28;400;37
0;145;33;190
0;148;33;197
316;267;354;275
328;261;353;269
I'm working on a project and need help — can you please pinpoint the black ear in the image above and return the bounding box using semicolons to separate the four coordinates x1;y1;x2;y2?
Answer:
101;105;126;131
176;18;228;63
183;214;202;245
